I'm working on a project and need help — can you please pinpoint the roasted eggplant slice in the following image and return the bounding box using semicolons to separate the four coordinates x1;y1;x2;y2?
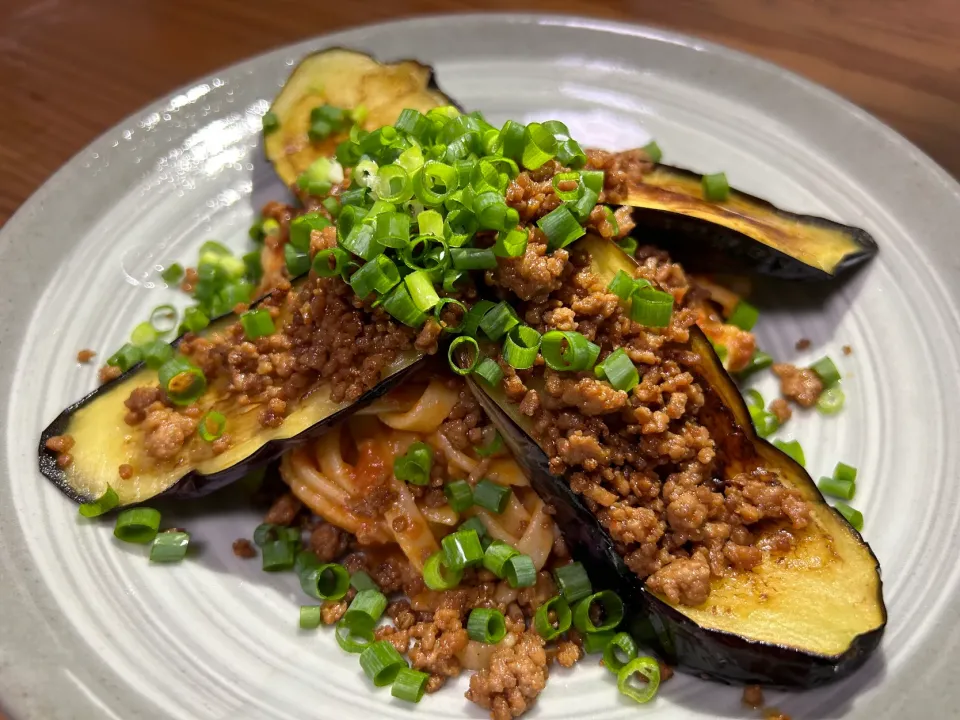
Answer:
264;48;453;187
467;236;885;687
38;283;427;508
622;164;878;279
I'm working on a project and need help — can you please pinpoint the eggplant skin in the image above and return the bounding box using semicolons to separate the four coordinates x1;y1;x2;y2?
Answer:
623;164;879;280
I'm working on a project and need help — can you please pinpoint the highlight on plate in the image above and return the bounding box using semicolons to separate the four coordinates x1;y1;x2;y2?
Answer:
38;48;885;718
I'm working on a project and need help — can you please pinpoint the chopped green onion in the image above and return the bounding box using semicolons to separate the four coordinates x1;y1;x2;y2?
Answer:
284;244;310;277
239;308;275;340
474;191;517;231
607;269;637;301
253;523;278;547
569;186;599;222
444;480;474;513
534;595;572;641
474;432;503;458
603;631;638;674
261;540;296;571
416;209;444;238
198;411;226;442
494;227;528;258
498;120;527;160
774;439;806;466
478;302;519;342
289;212;332;252
482;539;518;578
376;164;413;204
336;620;375;653
395;108;433;143
182;307;210;334
538;205;585;251
312;247;350;278
505;554;536;588
557;137;587;168
553;562;592;604
423;550;463;590
617;657;661;704
341;224;383;262
738;349;774;376
502;325;541;370
728;300;759;331
107;343;142;372
461;299;495;338
360;640;408;687
160;263;184;284
393;441;433;486
467;608;507;644
142;340;174;370
322;196;341;218
817;386;846;415
299;605;322;630
150;530;190;563
404;270;440;312
818;476;855;500
602;206;620;236
594;348;639;392
748;405;780;438
541;330;601;372
834;502;864;531
344;589;388;632
414;161;458;205
381;283;426;327
262;111;279;135
641;140;663;164
551;172;582;202
702;172;730;202
78;486;120;518
743;388;764;409
434;297;467;334
630;287;674;327
114;507;161;544
148;305;178;336
459;516;488;539
442;529;484;570
618;236;639;256
448;335;480;375
350;571;378;592
583;630;616;654
279;526;301;546
243;250;263;284
158;357;206;405
473;357;504;387
300;563;350;599
834;462;858;484
450;246;497;271
392;668;429;703
349;254;401;299
474;478;511;514
572;590;624;633
294;550;320;576
810;356;841;386
522;122;558;169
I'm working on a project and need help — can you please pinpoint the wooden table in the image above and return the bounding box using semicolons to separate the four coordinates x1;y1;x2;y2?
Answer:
3;0;959;225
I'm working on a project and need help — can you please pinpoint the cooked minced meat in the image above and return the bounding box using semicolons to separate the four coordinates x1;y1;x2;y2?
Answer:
773;362;824;407
466;632;549;720
485;242;809;606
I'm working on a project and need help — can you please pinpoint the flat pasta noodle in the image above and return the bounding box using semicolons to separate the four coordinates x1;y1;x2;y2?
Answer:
378;378;459;432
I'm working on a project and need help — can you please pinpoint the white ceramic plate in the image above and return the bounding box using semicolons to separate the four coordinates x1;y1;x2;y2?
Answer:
2;14;959;720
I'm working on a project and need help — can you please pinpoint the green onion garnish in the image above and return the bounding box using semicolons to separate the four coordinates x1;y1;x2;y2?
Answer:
810;356;841;386
289;212;332;252
461;299;495;338
294;550;320;576
381;283;426;327
493;227;528;258
467;608;507;644
149;530;190;563
818;476;855;500
442;529;484;571
161;263;184;284
349;254;401;299
253;523;278;547
243;251;263;284
738;349;773;376
391;668;429;703
534;595;572;641
107;343;142;372
502;325;541;369
198;411;226;442
834;502;864;531
114;507;161;544
474;478;511;514
350;571;378;592
538;205;585;251
473;358;504;387
834;462;858;484
284;244;310;277
239;308;275;340
478;302;519;342
594;348;639;392
404;269;440;313
641;140;663;164
618;236;639;256
552;171;583;202
743;388;764;409
450;246;497;270
459;516;488;539
572;590;624;633
344;588;388;632
312;247;349;278
603;631;639;674
360;641;408;687
262;111;279;135
182;307;210;334
748;405;780;438
262;540;296;572
474;432;503;458
702;172;730;202
394;441;433;486
522;122;558;169
540;330;600;372
505;554;536;589
158;357;206;406
300;563;350;599
630;287;674;327
78;486;120;518
583;630;616;654
817;386;846;415
553;562;592;604
335;620;375;654
448;335;480;375
727;300;759;331
149;304;178;335
423;550;463;591
607;269;637;301
773;438;806;466
482;539;519;578
498;120;526;160
299;606;322;630
617;657;661;704
444;480;474;513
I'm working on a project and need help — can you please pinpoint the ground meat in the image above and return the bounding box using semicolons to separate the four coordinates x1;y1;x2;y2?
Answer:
842;345;852;355
763;710;791;720
97;364;122;384
321;600;348;625
646;553;712;606
77;349;96;363
265;492;302;526
795;338;811;351
543;371;627;416
743;685;765;708
142;407;196;460
769;398;792;424
658;662;674;683
44;435;74;453
56;453;73;468
555;640;582;668
309;523;348;562
772;363;824;407
232;538;256;558
408;609;469;677
466;632;549;720
118;463;133;480
490;233;569;301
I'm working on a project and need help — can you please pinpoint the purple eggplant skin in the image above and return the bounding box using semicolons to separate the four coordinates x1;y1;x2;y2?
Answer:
466;327;886;689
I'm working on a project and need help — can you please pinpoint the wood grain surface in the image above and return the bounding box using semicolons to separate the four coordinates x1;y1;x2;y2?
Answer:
2;0;960;225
